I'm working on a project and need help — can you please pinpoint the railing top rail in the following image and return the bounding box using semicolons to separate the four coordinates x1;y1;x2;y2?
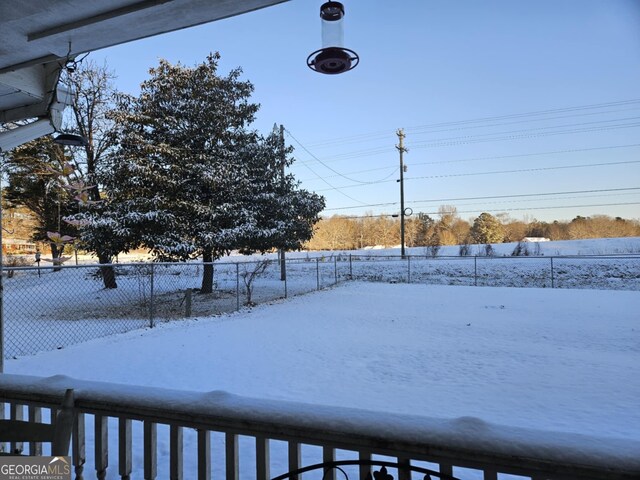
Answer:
0;374;638;479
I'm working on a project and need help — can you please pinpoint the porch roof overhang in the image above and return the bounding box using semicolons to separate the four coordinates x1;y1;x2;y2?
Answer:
0;0;288;147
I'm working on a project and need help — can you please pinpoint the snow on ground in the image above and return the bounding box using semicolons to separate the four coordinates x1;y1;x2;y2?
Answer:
4;237;640;478
41;236;640;264
5;237;639;358
9;282;640;443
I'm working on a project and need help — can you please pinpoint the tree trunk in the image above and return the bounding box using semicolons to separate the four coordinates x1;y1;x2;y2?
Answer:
50;242;62;272
201;250;214;294
98;252;117;289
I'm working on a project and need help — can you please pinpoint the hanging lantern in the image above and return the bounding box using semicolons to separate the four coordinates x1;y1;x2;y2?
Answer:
307;1;359;75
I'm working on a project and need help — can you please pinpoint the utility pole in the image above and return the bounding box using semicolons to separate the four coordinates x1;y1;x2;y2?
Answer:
396;129;408;258
278;124;287;281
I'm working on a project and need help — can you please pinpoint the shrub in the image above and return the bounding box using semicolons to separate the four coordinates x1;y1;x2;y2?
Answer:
427;244;441;258
512;242;530;256
481;244;495;257
4;254;31;278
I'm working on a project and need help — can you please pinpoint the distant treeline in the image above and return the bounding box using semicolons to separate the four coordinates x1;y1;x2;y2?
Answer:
305;206;640;250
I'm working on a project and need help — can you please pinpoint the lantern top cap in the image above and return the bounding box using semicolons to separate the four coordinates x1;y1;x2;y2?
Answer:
320;1;344;21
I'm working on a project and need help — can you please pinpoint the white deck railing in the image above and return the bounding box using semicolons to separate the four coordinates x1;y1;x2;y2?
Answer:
0;374;638;480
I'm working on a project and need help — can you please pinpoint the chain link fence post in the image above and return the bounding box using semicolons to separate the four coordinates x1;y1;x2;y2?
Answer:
551;257;555;288
334;257;338;285
407;255;411;283
236;263;240;311
316;258;320;290
349;254;353;279
284;260;288;299
149;263;155;328
474;256;478;286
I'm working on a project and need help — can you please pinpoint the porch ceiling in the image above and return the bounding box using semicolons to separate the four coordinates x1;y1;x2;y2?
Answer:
0;0;288;124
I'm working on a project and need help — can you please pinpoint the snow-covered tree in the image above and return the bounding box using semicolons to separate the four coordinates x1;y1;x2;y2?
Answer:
77;54;324;292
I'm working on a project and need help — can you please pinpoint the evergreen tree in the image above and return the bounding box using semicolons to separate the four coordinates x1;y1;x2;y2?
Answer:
78;54;324;293
5;62;120;285
470;212;505;244
4;137;78;266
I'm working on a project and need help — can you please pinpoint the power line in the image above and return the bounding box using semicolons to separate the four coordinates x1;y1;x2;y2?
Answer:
285;127;398;206
313;159;640;192
406;99;640;131
416;192;640;210
304;98;640;149
410;143;640;167
323;187;640;211
293;155;368;205
409;117;640;147
305;106;640;150
286;128;399;185
310;121;640;164
409;121;640;150
408;159;640;181
297;143;640;183
330;201;640;220
407;107;640;136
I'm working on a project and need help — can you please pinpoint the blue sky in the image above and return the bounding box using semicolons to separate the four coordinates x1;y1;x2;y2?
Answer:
90;0;640;223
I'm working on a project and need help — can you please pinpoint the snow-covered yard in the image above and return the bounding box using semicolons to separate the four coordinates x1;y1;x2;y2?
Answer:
4;237;640;478
9;282;639;442
4;278;640;479
4;237;639;358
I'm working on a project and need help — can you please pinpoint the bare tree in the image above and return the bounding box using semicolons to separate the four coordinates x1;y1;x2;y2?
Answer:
240;259;272;306
64;60;120;288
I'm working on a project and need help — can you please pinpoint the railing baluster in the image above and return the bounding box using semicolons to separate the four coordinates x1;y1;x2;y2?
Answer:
256;436;270;480
170;425;183;480
0;374;637;480
440;464;453;479
288;442;301;480
358;452;371;480
95;415;109;480
397;457;411;480
483;469;498;480
28;405;42;456
225;433;238;480
323;446;336;480
119;418;132;480
197;430;210;480
73;413;86;480
144;421;157;480
0;401;4;454
10;403;24;454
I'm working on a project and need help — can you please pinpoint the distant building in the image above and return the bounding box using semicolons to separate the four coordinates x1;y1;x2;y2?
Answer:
2;238;37;254
522;237;551;243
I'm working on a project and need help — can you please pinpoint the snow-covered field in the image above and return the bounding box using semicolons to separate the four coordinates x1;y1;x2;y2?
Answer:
6;281;640;479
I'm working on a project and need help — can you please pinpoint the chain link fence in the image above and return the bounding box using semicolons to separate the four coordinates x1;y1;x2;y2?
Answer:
2;254;639;359
344;253;640;290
